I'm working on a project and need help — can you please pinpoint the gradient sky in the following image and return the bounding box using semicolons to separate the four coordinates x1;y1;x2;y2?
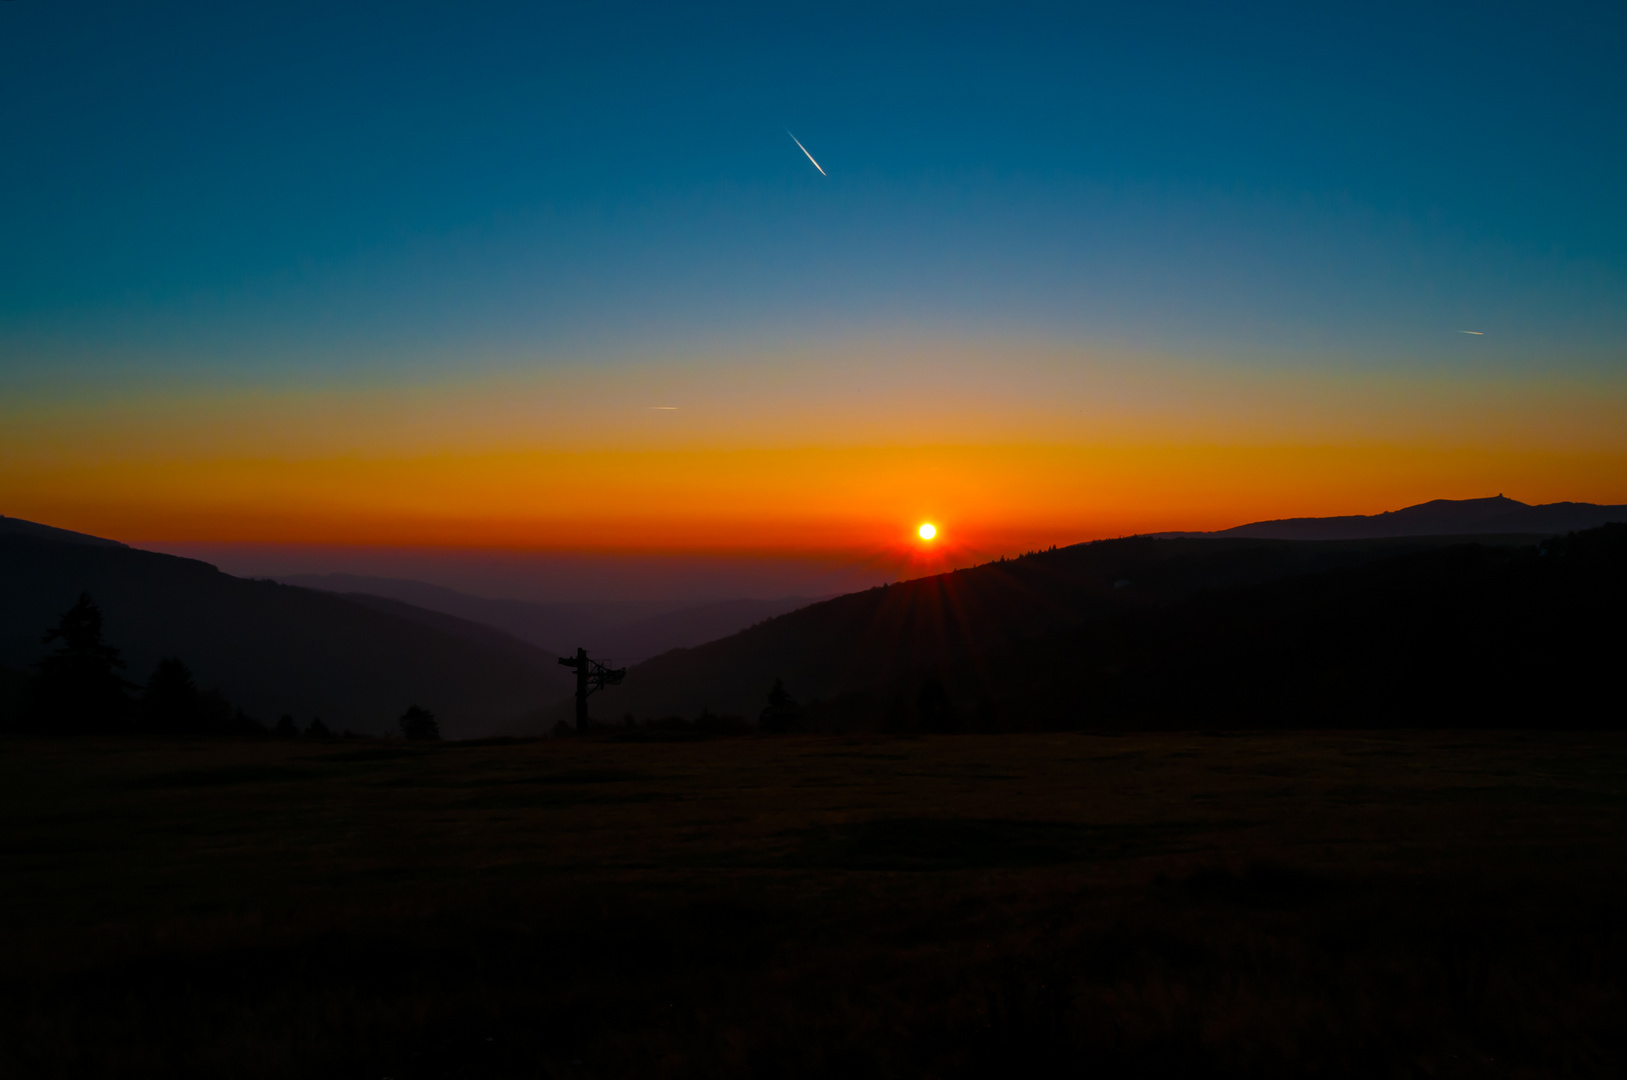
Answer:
2;1;1625;594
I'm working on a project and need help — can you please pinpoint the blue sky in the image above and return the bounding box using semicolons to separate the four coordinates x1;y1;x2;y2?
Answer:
3;0;1624;381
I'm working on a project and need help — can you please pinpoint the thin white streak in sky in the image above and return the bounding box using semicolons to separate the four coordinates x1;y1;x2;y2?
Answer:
1459;330;1484;335
787;130;827;176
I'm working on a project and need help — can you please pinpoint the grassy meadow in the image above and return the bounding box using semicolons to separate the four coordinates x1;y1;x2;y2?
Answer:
2;730;1623;1077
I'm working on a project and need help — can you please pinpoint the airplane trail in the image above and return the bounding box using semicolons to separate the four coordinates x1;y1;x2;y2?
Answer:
787;130;826;176
1459;330;1484;335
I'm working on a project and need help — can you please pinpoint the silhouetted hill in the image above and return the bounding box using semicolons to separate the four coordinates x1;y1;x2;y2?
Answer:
0;528;572;736
1164;495;1627;540
278;574;666;653
584;533;1532;726
605;598;821;662
986;524;1625;729
0;515;126;548
318;592;565;661
281;573;815;662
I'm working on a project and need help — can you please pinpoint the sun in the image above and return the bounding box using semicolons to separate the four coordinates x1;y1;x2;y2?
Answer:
918;523;937;541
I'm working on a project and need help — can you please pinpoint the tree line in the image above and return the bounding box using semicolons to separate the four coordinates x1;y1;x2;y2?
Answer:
3;593;438;740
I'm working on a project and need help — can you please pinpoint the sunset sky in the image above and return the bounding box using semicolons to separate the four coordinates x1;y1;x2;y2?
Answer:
3;2;1624;596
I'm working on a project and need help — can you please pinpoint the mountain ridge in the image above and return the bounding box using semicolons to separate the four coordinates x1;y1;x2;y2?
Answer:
279;573;818;662
0;515;126;548
1158;495;1627;541
6;504;1623;736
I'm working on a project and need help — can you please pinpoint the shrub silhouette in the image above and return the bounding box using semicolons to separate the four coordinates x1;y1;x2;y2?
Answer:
275;714;298;739
138;658;237;734
228;707;265;736
306;717;332;739
917;678;958;733
29;593;131;733
140;658;202;734
399;705;440;741
758;677;804;733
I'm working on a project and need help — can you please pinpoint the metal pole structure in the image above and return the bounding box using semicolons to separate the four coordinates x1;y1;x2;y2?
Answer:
557;647;625;734
579;644;592;728
573;647;589;731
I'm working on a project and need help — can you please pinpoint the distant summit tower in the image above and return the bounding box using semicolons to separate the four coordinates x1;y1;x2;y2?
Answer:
557;647;626;732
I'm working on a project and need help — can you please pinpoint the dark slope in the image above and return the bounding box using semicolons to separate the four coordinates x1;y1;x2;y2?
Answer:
586;534;1490;725
978;524;1627;729
599;597;820;663
1174;495;1627;541
283;573;815;663
0;664;25;728
0;515;125;548
0;532;572;736
278;573;671;655
324;592;564;661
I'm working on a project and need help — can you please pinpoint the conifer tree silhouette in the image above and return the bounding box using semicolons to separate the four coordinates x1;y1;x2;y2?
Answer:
31;593;131;733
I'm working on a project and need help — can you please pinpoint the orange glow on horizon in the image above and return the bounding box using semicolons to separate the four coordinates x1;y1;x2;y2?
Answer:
4;441;1624;559
4;341;1624;557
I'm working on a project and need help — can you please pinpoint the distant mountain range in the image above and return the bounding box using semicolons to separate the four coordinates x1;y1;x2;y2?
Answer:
277;573;816;664
6;498;1625;737
0;521;571;736
1160;495;1627;541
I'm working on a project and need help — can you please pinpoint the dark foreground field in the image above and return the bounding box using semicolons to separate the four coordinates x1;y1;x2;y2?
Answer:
2;732;1623;1078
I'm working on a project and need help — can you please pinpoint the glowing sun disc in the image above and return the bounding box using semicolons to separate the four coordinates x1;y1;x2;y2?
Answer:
918;523;937;540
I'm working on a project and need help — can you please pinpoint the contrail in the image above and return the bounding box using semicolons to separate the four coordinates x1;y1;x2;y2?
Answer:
787;130;826;176
1459;330;1484;335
